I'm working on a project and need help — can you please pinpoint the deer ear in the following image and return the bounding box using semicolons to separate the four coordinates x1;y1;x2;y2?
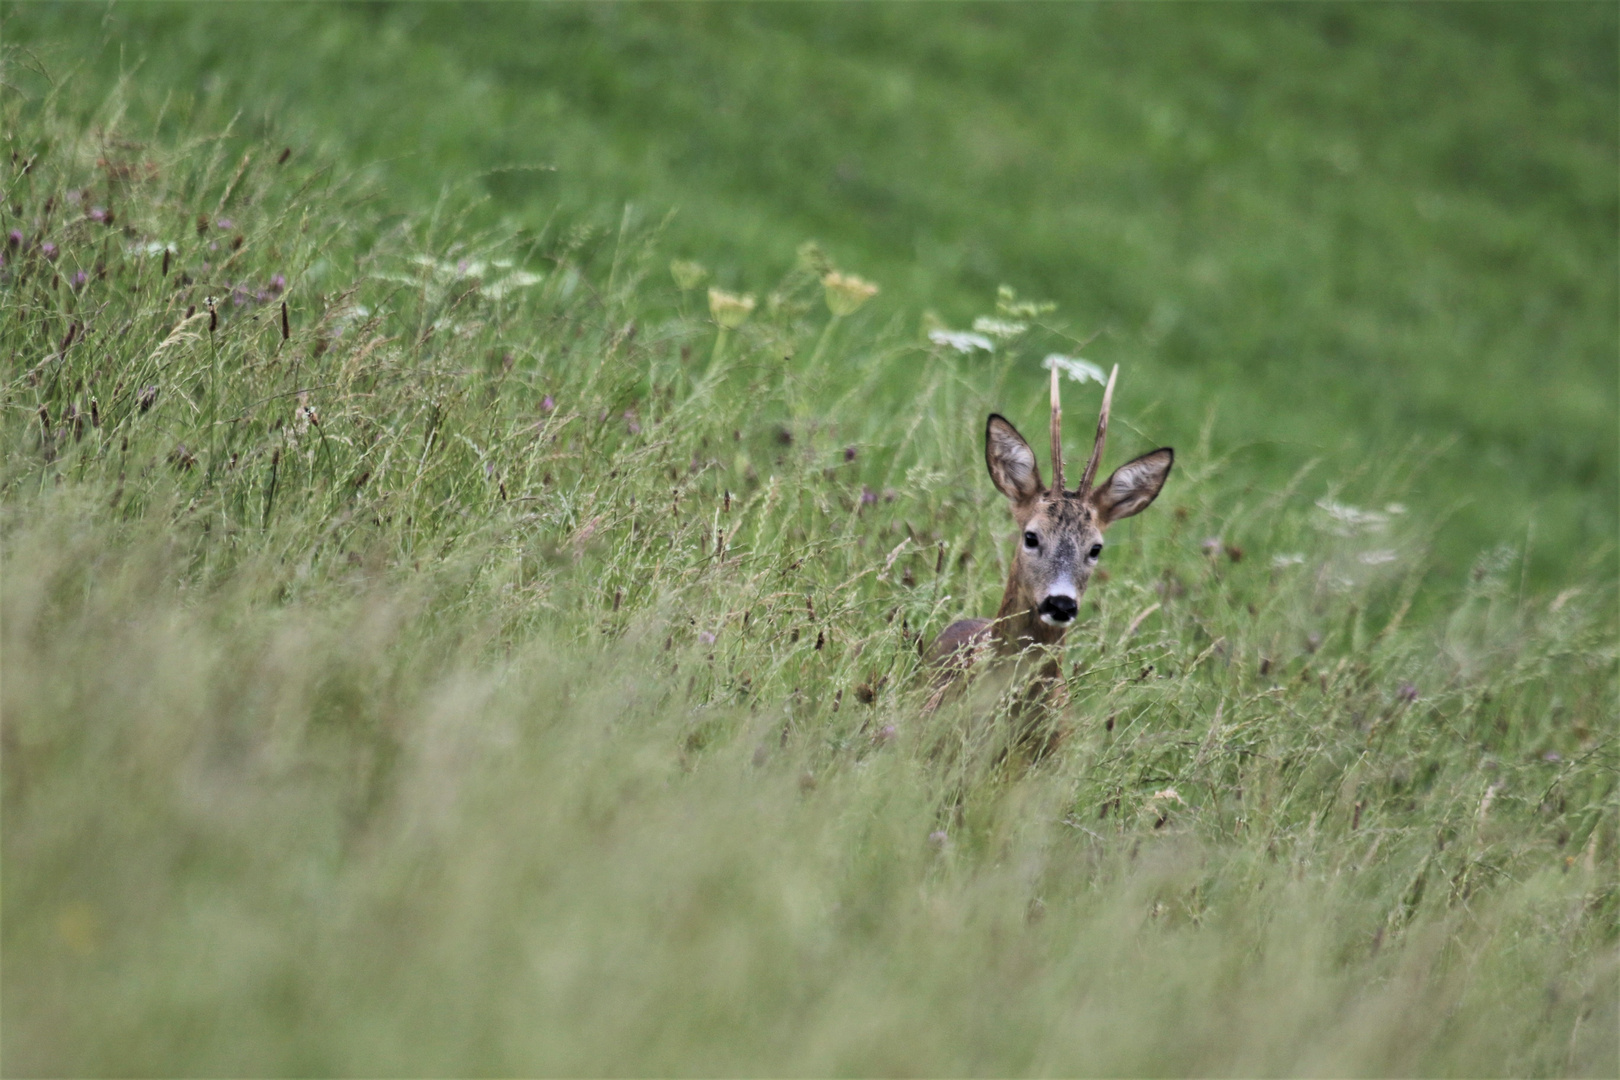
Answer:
1091;448;1173;525
985;414;1043;503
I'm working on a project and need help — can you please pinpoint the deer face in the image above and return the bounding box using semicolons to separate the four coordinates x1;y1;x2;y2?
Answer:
985;412;1172;629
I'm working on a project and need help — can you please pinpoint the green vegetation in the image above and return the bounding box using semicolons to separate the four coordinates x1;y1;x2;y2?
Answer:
3;6;1615;1076
9;2;1617;586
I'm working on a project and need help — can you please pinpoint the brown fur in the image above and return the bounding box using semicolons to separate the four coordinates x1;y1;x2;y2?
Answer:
928;405;1173;754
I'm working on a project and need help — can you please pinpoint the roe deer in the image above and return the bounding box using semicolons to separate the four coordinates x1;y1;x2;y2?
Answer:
927;366;1172;746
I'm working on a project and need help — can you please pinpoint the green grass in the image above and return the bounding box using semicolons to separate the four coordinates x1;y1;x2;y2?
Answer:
2;8;1617;1076
8;1;1618;587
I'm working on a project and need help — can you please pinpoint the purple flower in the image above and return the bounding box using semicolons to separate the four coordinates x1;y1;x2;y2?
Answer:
70;270;87;290
40;242;57;260
217;218;234;230
698;631;716;645
255;289;271;304
844;445;857;462
860;485;877;505
1397;682;1419;704
540;395;556;413
268;273;286;295
89;206;110;224
6;230;20;249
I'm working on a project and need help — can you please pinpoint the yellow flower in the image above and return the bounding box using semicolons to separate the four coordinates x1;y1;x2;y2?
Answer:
670;259;708;291
708;288;756;329
822;271;879;317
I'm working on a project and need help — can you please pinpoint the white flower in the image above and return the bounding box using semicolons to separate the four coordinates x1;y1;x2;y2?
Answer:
928;328;995;353
708;288;756;329
1271;553;1306;568
1042;354;1108;384
822;271;879;316
972;316;1027;339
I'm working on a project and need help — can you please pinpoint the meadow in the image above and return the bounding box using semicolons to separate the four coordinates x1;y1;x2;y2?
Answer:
2;5;1616;1076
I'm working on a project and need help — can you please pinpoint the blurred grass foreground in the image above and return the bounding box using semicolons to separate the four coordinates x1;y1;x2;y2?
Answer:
2;8;1617;1077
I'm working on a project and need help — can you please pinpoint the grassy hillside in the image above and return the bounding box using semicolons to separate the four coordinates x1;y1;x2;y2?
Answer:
2;9;1616;1077
7;1;1617;587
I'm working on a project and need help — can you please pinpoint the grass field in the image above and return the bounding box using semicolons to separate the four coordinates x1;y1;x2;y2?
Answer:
3;5;1617;1076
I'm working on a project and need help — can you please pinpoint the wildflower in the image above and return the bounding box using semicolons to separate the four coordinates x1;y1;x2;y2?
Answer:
873;725;897;745
1397;682;1419;704
138;385;159;412
927;328;994;353
540;395;556;413
40;242;57;260
217;218;234;230
843;445;857;462
996;284;1056;319
861;485;877;505
928;830;949;850
698;630;717;645
1201;536;1223;556
822;271;879;316
708;287;755;329
88;206;111;224
6;230;20;248
268;273;286;295
972;315;1027;339
1043;354;1108;384
70;270;87;290
669;259;708;291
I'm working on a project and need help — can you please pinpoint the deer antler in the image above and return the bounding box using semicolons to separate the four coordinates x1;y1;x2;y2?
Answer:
1049;365;1064;494
1076;364;1118;498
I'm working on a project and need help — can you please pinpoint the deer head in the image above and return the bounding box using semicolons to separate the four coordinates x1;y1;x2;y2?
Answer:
984;366;1172;631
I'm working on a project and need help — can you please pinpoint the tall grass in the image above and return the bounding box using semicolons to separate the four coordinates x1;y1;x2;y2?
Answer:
3;70;1616;1076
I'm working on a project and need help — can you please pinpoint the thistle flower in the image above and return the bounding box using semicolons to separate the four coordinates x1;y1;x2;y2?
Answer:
822;271;879;317
669;259;708;291
1043;354;1108;384
708;288;755;329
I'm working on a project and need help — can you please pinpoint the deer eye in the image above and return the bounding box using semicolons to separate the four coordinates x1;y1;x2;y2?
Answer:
1023;531;1039;550
1089;543;1103;560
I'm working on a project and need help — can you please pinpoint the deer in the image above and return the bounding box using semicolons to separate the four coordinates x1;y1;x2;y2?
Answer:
926;365;1172;752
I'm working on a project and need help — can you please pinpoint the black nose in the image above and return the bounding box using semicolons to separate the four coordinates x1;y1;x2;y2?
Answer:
1039;595;1078;622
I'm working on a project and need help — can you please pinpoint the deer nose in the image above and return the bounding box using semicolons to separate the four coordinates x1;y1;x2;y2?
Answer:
1039;594;1078;623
